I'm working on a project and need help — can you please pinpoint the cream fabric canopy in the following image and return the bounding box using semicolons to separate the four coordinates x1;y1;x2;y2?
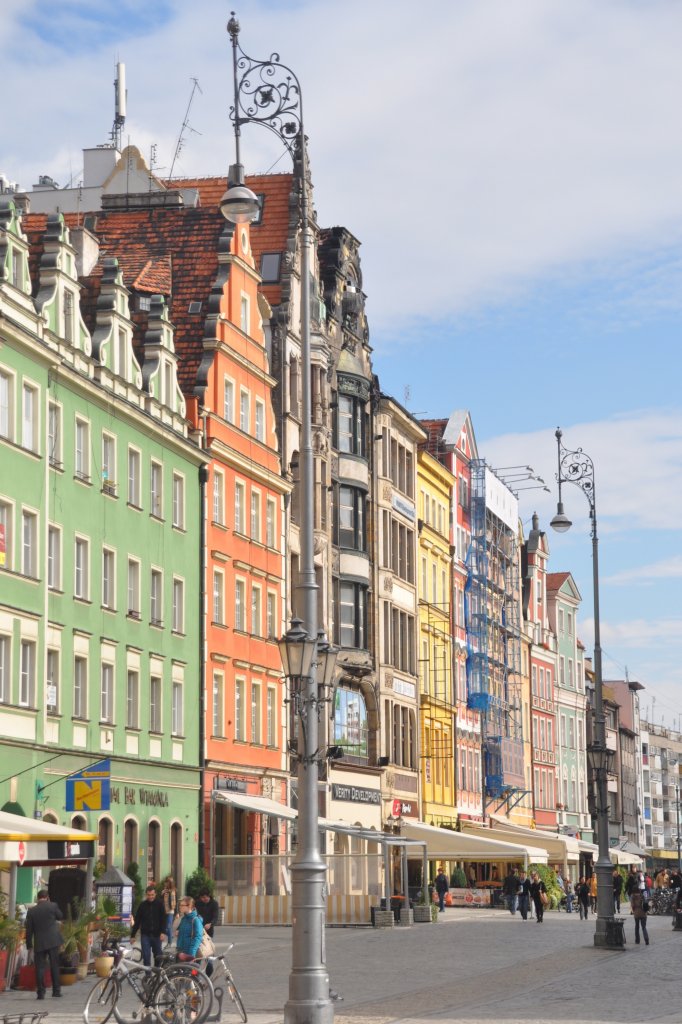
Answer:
402;820;549;864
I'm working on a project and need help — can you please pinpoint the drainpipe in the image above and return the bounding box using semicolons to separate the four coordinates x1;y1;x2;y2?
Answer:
198;459;209;869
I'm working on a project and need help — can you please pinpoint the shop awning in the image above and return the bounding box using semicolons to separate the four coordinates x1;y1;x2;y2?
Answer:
403;820;548;863
213;791;297;820
480;815;580;863
609;847;643;866
0;810;97;843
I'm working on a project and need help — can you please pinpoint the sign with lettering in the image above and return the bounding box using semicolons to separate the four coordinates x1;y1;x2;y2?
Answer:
109;785;169;807
391;493;416;522
331;783;381;805
391;799;417;818
66;760;111;812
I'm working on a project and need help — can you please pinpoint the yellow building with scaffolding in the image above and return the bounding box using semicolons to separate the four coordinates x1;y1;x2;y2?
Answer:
417;449;457;827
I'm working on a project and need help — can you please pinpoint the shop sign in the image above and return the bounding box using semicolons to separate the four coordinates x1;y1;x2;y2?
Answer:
450;887;488;908
331;783;381;805
109;785;169;807
392;799;417;818
391;494;416;522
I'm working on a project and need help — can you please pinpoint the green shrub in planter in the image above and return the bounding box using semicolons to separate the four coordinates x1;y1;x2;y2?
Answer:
450;867;467;889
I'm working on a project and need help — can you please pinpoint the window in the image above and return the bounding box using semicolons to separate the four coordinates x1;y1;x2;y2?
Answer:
150;461;163;518
251;585;261;636
47;525;61;590
235;678;245;741
22;510;37;578
126;670;139;729
0;636;8;703
334;686;368;758
212;570;224;625
337;580;368;649
46;649;59;713
266;591;277;639
234;481;245;534
223;378;235;423
251;682;261;743
235;579;246;631
63;288;75;343
212;673;224;737
0;501;12;571
336;486;366;551
75;418;90;480
102;548;115;609
213;470;224;525
150;569;163;626
0;370;12;440
116;327;127;378
267;686;276;746
172;681;183;735
128;448;141;507
22;383;38;452
250;491;261;541
150;676;162;732
260;253;281;283
240;294;250;334
101;664;114;723
240;389;250;433
266;498;277;548
173;577;184;633
19;641;36;707
48;403;62;466
255;399;265;442
102;433;116;494
172;473;185;529
74;656;87;718
74;536;89;599
127;558;140;617
336;394;365;456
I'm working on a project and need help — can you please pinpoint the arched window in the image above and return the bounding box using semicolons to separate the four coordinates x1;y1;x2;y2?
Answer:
147;821;160;884
334;686;368;762
72;815;87;831
98;818;113;868
43;812;58;825
124;819;138;870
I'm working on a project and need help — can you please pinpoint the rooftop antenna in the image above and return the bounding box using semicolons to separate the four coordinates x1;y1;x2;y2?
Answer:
168;78;203;181
404;385;411;408
111;61;126;151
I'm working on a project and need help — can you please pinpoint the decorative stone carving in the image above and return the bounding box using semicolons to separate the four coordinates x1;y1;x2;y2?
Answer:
382;574;393;594
382;483;393;501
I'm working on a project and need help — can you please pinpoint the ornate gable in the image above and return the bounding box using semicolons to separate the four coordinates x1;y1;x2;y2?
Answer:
35;213;92;357
0;200;32;301
92;257;143;391
141;294;187;431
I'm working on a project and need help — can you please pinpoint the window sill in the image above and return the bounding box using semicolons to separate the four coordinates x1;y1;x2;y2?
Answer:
99;719;115;727
72;716;90;723
212;521;229;532
172;523;186;534
101;604;117;614
150;619;164;630
150;513;165;524
171;629;186;638
49;459;64;472
127;611;142;622
211;622;228;630
127;501;143;513
48;586;64;595
74;474;92;486
74;596;92;605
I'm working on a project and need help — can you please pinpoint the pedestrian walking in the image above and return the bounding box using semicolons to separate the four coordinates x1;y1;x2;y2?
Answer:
613;868;624;914
518;870;531;920
630;889;650;945
564;876;574;913
529;871;547;923
176;896;204;961
576;876;590;920
434;868;450;913
195;888;220;938
625;866;639;898
130;884;167;966
589;872;598;913
25;890;63;1000
161;876;178;948
502;868;519;915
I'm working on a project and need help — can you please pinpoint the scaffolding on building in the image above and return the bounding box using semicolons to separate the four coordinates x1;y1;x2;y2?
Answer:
465;460;525;808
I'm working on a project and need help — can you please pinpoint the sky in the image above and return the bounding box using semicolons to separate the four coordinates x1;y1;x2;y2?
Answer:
2;0;681;721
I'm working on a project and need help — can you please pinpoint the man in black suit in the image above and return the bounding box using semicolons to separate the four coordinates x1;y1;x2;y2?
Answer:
25;890;63;999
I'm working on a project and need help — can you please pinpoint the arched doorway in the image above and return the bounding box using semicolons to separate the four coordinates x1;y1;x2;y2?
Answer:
170;822;182;887
98;818;113;868
124;819;138;870
147;820;160;884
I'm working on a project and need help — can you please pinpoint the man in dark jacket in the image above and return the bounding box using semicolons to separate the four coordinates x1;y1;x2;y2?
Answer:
130;885;167;965
503;868;519;915
195;889;220;937
434;868;449;913
25;890;63;999
612;868;624;913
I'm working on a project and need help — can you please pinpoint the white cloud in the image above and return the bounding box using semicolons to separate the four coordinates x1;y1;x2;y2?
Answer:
6;1;682;326
604;556;682;586
581;617;682;649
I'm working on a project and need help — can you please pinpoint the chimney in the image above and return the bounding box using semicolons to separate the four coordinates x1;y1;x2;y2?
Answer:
70;226;100;277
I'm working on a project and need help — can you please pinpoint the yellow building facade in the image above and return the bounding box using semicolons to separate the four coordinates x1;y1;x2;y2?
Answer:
417;450;457;826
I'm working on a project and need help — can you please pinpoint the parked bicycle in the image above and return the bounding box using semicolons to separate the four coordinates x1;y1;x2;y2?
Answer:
83;941;211;1024
648;889;676;916
197;945;247;1023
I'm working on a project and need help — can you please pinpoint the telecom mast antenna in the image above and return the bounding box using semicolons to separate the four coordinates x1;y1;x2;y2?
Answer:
111;62;126;150
168;78;203;180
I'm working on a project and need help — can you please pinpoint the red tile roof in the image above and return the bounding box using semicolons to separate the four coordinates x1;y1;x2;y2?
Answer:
546;572;571;591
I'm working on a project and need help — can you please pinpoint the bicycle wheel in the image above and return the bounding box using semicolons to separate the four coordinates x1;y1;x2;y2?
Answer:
114;967;155;1024
84;976;119;1024
226;978;247;1023
154;970;212;1024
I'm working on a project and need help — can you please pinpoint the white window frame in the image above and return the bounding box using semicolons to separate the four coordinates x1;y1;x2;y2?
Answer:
47;524;61;590
266;497;277;548
266;590;277;639
234;480;245;534
212;570;224;625
100;663;114;724
172;472;185;529
150;567;163;626
0;635;9;703
171;680;183;736
47;651;60;721
235;578;246;632
150;675;162;733
19;640;36;707
267;685;276;747
127;557;141;618
128;446;141;508
239;389;250;433
0;499;12;572
213;469;225;525
172;576;185;633
74;535;89;600
212;672;224;738
22;381;39;453
150;460;163;519
240;293;250;335
255;399;265;442
223;377;235;423
102;547;116;609
250;489;261;542
251;584;261;636
235;678;245;741
22;508;38;579
251;681;261;744
48;401;62;467
126;669;139;729
0;368;14;441
75;416;90;481
74;656;87;719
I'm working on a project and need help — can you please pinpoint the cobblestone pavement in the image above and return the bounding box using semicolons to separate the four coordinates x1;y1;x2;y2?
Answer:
1;907;678;1024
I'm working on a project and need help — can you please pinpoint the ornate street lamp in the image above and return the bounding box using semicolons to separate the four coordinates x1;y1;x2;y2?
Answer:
223;13;332;1022
551;428;623;948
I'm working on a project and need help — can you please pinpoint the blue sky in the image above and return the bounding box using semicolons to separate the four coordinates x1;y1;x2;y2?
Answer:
2;0;681;719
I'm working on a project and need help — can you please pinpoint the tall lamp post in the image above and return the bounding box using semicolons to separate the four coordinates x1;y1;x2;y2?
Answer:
220;14;336;1024
550;428;622;948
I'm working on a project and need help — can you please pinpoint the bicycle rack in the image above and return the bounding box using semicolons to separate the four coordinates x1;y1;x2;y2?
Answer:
205;985;225;1022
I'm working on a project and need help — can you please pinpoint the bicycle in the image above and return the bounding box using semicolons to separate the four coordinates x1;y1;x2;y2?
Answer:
648;889;676;916
196;944;247;1023
83;942;211;1024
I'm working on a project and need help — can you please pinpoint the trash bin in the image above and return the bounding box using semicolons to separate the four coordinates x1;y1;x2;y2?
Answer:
605;917;626;947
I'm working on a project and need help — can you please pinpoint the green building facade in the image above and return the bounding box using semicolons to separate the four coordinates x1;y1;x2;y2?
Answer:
0;202;206;890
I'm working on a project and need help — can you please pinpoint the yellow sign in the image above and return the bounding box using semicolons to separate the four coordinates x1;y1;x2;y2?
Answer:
74;780;102;811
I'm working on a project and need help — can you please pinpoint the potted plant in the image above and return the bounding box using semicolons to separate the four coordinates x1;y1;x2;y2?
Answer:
58;911;81;985
0;911;21;993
